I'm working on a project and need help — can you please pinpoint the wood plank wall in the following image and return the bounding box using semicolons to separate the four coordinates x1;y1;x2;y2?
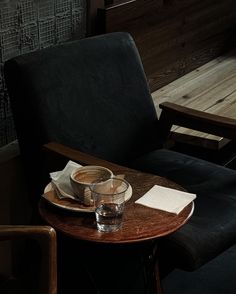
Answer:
89;0;236;92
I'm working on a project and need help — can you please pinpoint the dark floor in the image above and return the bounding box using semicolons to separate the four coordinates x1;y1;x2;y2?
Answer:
162;244;236;294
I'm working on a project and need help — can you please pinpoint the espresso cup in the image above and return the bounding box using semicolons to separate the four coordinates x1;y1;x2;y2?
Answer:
70;165;113;206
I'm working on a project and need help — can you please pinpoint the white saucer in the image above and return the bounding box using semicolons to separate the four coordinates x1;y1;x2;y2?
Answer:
42;181;133;213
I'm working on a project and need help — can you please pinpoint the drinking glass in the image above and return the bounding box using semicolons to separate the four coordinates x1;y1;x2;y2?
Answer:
90;178;129;232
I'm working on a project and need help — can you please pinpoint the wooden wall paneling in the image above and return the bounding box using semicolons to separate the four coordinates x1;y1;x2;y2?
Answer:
87;0;105;35
102;0;163;31
96;0;236;91
149;34;234;91
182;1;236;43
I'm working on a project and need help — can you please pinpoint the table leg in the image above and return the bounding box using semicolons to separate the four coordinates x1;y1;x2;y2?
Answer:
142;241;163;294
57;235;163;294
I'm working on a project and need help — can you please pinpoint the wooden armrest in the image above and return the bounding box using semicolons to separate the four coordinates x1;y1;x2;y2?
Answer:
0;225;57;294
43;142;137;174
159;102;236;141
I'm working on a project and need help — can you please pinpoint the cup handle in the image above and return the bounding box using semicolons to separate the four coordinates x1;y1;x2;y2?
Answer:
84;186;93;206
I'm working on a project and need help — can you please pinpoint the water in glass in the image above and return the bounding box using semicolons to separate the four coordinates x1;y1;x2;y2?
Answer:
95;203;124;232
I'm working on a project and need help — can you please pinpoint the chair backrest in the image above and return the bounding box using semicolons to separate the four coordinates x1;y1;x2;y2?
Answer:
0;225;57;294
4;32;159;166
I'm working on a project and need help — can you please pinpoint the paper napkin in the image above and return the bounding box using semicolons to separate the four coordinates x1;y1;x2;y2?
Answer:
50;160;82;196
135;185;196;214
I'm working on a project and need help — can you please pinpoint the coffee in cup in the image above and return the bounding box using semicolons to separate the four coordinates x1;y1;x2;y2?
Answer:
70;165;113;206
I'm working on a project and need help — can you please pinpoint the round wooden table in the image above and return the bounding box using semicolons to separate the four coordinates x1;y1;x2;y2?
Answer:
39;167;194;294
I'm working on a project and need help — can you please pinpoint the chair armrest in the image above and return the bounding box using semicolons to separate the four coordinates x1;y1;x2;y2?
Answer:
159;102;236;141
0;225;57;294
43;142;138;174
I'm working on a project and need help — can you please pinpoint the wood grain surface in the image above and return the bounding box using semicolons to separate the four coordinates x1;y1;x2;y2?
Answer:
153;50;236;149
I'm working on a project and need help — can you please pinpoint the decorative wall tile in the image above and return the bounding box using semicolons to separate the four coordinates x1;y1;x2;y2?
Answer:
0;29;20;62
38;18;56;48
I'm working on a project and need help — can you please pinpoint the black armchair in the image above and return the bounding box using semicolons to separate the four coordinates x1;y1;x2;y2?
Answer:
4;32;236;281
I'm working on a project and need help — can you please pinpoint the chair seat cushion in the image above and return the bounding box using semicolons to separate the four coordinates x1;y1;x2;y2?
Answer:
131;149;236;271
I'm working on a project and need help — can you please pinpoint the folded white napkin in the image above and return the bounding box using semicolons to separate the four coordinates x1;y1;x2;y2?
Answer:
135;185;196;214
50;160;82;198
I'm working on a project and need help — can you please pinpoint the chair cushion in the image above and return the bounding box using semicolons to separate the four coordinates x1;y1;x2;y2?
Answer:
131;149;236;271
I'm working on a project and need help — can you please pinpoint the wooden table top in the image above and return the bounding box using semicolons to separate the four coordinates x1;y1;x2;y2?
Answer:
39;167;194;244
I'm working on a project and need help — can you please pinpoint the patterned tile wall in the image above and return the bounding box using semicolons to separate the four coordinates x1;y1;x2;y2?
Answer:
0;0;87;147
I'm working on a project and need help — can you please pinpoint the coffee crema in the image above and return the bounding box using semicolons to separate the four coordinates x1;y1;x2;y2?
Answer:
74;170;110;183
70;166;114;206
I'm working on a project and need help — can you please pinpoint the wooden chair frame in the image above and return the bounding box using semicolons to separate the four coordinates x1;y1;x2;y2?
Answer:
0;225;57;294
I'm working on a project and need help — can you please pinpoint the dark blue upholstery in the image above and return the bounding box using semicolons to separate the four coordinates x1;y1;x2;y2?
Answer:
4;32;236;274
5;32;159;165
132;149;236;270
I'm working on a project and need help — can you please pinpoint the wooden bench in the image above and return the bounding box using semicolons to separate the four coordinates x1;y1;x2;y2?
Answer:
152;49;236;150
